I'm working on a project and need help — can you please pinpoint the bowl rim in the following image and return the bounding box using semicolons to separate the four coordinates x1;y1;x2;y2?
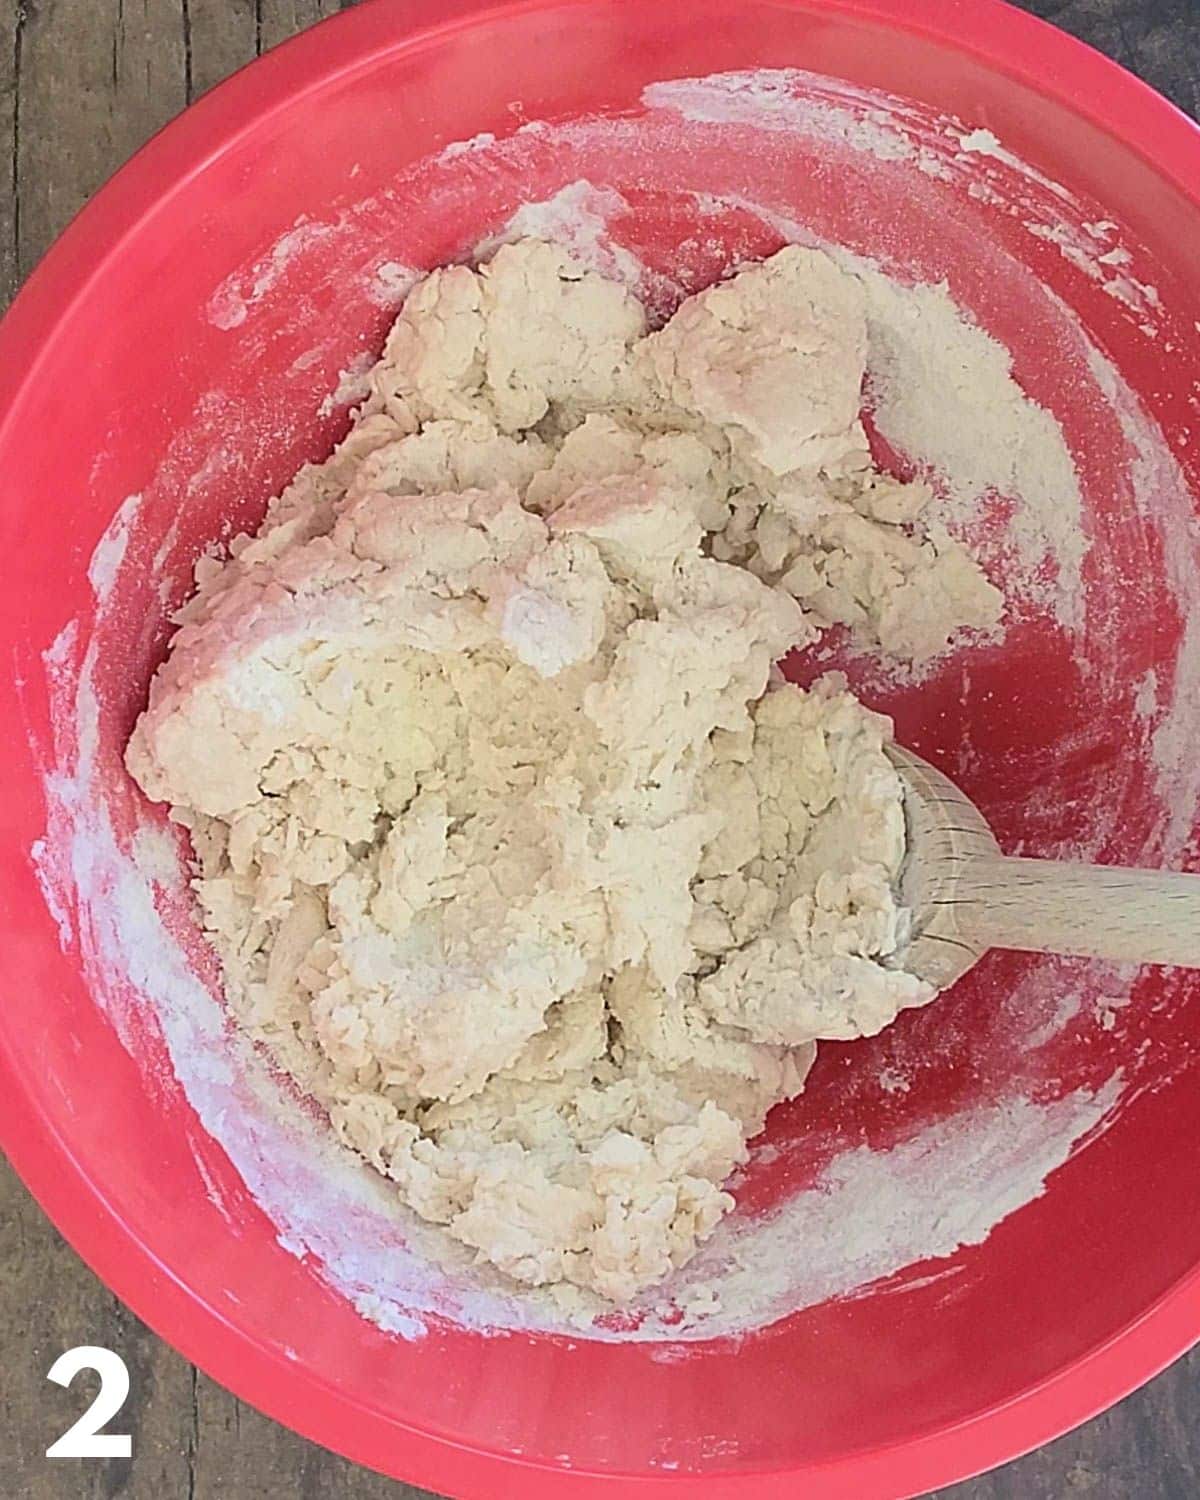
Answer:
3;0;1200;1494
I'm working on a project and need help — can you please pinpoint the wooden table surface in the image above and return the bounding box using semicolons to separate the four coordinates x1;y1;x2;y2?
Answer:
2;1;1199;1495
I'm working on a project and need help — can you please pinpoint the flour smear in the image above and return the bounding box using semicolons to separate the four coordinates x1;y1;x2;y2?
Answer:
33;65;1198;1346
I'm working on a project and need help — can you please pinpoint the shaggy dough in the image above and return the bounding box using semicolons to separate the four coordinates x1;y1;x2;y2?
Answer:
127;240;1000;1305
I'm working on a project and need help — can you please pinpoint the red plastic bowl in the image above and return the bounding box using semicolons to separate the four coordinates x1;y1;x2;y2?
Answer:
3;1;1200;1495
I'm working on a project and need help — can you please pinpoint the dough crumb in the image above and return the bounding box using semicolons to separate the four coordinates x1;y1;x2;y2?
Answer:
127;239;994;1304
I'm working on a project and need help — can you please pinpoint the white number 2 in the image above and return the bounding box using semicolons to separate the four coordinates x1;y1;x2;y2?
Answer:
45;1346;132;1459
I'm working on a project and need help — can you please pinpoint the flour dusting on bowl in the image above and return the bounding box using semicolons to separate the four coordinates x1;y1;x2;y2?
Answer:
30;65;1198;1347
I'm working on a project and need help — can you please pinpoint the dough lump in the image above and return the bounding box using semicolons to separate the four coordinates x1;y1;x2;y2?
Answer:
127;240;1000;1306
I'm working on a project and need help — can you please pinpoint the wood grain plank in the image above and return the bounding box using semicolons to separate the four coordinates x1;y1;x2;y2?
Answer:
0;1160;197;1499
7;8;205;1495
15;0;187;277
192;1370;420;1499
183;0;258;99
257;0;354;56
0;1;17;308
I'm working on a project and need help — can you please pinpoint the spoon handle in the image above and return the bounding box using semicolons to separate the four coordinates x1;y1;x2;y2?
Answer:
956;856;1200;969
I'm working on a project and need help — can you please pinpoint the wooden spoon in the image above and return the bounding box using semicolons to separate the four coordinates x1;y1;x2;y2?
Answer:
887;744;1200;991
